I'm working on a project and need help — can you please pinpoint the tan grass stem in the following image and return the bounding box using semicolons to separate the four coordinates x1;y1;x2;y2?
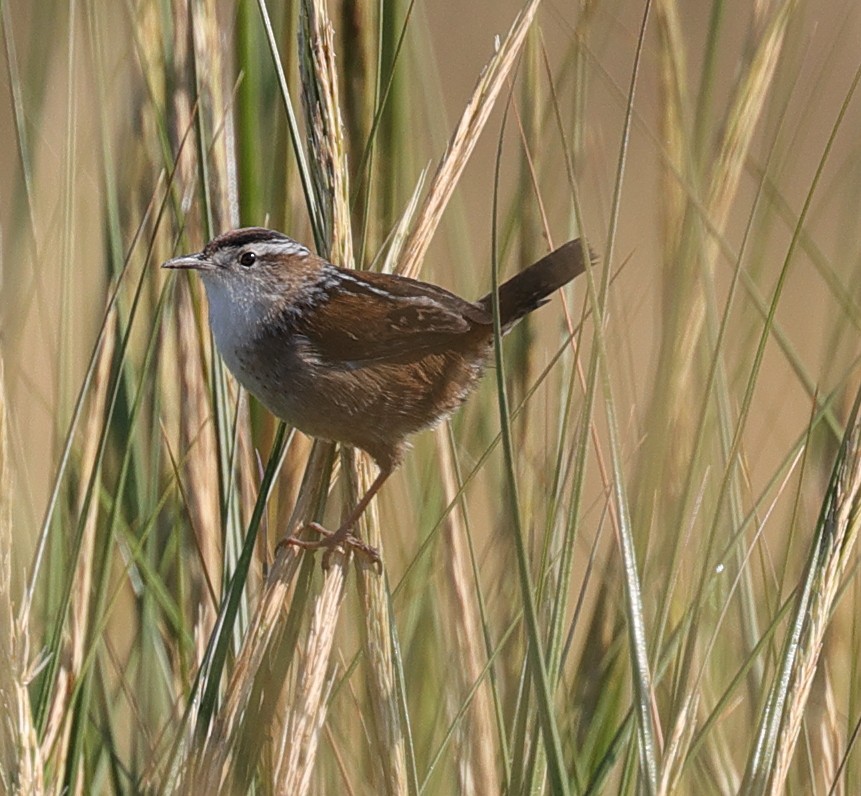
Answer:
275;557;348;794
435;427;502;795
397;0;541;280
0;357;45;794
769;404;861;792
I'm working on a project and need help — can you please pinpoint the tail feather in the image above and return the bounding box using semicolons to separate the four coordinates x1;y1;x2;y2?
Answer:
478;238;591;327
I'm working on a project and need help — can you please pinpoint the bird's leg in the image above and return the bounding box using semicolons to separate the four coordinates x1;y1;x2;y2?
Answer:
286;466;392;567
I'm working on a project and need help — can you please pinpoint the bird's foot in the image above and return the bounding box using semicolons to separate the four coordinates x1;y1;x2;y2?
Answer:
284;522;382;570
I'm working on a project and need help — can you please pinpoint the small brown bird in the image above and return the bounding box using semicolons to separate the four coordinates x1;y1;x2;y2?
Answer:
164;228;588;563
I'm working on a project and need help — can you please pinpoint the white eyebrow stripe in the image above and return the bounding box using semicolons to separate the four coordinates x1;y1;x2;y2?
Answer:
248;240;311;258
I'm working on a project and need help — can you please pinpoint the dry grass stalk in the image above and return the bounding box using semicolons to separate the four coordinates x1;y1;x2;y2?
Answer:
37;307;116;782
705;0;792;234
274;557;347;794
654;0;688;263
353;451;408;794
180;548;303;793
173;283;222;627
818;670;842;795
676;0;792;379
163;0;239;653
397;0;541;280
180;439;339;790
190;438;338;783
183;0;236;230
380;167;428;275
435;428;501;794
769;406;861;793
657;692;699;796
300;0;354;269
0;356;44;794
643;0;793;518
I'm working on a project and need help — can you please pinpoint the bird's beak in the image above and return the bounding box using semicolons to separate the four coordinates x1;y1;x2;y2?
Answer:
161;252;213;271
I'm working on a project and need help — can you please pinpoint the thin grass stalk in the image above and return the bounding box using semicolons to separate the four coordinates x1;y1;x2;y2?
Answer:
235;0;263;226
818;672;842;794
632;1;793;559
72;318;164;794
397;0;541;280
830;687;861;793
353;450;411;795
56;0;78;430
256;0;325;250
351;0;416;265
657;47;803;787
185;0;248;630
691;0;795;694
678;447;806;788
184;1;257;672
172;277;222;639
510;28;542;413
179;435;335;793
31;204;164;752
444;422;513;784
0;593;43;796
419;613;523;794
848;572;861;792
767;387;861;791
0;0;38;252
373;0;413;244
508;82;592;794
379;167;427;275
274;558;347;795
434;429;502;795
163;1;234;663
534;37;621;775
654;0;688;268
0;357;44;795
740;53;861;793
581;0;660;789
168;424;290;790
490;101;570;795
299;0;353;265
156;0;237;635
668;0;793;425
41;308;116;785
534;22;602;671
657;693;698;796
339;0;375;251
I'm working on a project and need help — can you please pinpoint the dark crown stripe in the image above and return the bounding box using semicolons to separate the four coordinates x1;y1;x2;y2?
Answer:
204;227;292;255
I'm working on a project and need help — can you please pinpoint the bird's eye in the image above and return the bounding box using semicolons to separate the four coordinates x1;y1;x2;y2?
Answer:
239;251;257;267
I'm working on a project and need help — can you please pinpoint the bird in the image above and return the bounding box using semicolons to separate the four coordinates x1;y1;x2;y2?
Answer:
163;227;589;564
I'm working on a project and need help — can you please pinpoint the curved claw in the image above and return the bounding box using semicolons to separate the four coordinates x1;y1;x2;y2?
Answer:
283;522;382;571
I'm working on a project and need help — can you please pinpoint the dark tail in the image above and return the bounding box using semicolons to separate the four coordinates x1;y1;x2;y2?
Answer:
478;239;591;327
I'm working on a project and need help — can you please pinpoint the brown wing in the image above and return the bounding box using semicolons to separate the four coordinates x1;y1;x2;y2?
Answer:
294;267;492;367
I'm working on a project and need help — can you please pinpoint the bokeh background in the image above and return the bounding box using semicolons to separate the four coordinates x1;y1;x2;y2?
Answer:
3;0;861;793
